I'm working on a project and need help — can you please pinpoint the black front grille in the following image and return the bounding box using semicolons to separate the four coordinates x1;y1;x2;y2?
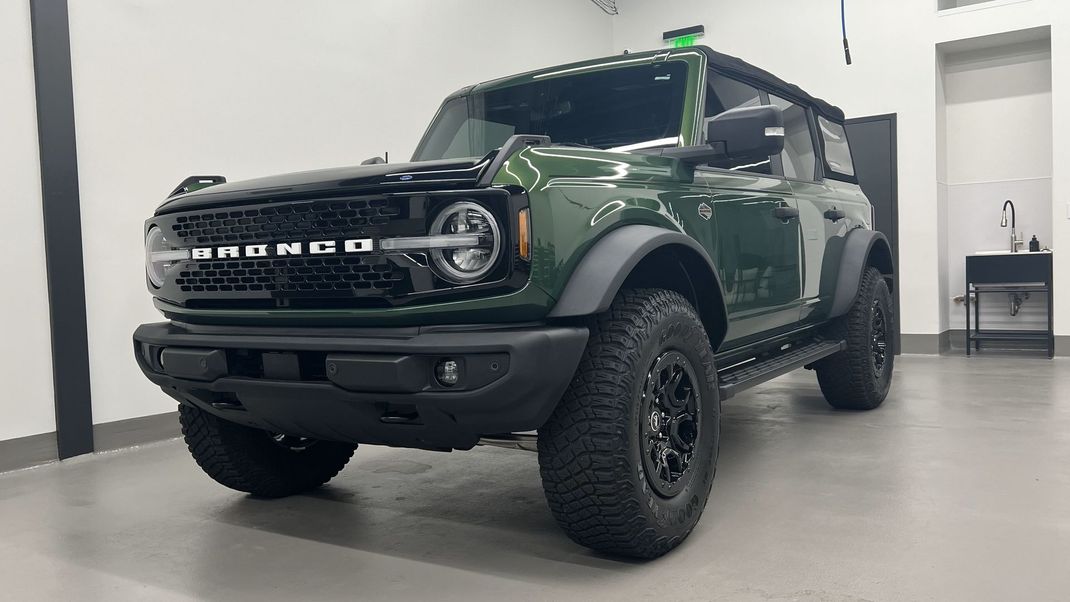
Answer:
174;255;405;295
150;189;526;311
153;194;426;308
168;198;402;246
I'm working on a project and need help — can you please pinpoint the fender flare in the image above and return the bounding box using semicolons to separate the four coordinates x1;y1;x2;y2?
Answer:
828;229;895;318
547;225;729;342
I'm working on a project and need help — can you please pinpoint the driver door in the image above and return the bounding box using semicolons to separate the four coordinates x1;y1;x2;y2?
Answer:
695;71;802;347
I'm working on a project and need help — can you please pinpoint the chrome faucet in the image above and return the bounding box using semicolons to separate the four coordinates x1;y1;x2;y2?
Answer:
1000;200;1024;253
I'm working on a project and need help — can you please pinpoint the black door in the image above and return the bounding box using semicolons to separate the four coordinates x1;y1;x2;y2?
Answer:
845;114;900;353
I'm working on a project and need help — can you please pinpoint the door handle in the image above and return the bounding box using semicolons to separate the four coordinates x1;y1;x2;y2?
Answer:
824;208;847;222
773;205;799;221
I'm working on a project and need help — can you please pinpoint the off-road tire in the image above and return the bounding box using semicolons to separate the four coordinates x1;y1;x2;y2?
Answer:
815;266;894;410
179;404;355;498
538;288;720;559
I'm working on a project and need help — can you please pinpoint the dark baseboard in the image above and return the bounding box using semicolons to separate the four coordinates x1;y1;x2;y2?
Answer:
0;411;180;474
0;432;58;474
93;412;181;453
900;332;951;355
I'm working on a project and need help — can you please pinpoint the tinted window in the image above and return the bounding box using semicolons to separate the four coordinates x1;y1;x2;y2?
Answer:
414;62;689;161
818;116;855;177
769;95;817;180
421;98;470;160
704;71;771;174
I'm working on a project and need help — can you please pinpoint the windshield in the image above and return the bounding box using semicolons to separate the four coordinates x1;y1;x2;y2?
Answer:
412;61;689;161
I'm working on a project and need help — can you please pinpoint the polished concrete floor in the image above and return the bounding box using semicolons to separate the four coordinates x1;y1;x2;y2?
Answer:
1;355;1068;601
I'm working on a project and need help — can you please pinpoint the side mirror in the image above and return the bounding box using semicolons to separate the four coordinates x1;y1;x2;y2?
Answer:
644;105;784;167
706;105;785;167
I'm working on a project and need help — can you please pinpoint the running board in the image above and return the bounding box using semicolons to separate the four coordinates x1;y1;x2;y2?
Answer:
717;339;845;400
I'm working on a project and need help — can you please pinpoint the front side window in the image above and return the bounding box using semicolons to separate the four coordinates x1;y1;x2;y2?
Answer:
704;71;771;174
768;95;817;181
818;116;855;177
413;61;689;161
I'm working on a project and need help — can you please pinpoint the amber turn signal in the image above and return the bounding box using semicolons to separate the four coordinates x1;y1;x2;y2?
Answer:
518;208;531;261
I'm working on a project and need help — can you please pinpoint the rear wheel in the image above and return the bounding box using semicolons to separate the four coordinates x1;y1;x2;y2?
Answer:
538;289;720;559
179;404;355;498
815;266;895;410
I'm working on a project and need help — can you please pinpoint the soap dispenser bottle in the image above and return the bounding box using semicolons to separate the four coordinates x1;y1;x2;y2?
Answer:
1029;235;1040;252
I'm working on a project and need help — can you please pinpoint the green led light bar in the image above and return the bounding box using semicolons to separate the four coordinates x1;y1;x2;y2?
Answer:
663;25;704;48
671;35;698;48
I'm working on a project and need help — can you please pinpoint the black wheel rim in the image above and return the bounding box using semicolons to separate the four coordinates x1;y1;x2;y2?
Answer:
640;351;701;498
871;300;888;378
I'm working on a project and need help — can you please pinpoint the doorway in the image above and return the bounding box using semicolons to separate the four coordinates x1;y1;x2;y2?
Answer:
845;114;901;353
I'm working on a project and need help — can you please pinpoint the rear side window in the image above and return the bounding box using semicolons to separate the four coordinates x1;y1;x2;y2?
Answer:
818;116;855;177
768;94;817;181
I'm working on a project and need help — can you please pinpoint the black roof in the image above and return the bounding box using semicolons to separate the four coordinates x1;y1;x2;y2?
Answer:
698;46;846;123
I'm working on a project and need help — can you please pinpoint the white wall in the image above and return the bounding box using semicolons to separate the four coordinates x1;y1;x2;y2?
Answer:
936;55;952;333
0;1;57;441
67;0;615;425
612;0;1069;343
943;40;1052;184
941;38;1053;330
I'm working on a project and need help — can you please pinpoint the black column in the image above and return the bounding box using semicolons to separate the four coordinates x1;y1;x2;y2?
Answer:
29;0;94;459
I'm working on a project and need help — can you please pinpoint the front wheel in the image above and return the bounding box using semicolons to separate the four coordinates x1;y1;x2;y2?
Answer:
815;266;895;410
538;289;720;559
179;404;356;498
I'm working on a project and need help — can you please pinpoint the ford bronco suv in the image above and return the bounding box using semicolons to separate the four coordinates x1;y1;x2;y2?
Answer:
134;46;895;559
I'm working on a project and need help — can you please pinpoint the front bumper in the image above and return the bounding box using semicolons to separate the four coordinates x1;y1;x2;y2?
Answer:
133;321;588;450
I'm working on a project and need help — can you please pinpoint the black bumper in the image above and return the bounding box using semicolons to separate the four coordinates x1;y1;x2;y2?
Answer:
133;321;588;450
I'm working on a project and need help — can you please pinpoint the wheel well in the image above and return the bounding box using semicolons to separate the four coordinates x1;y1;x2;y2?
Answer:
621;245;728;350
866;238;895;293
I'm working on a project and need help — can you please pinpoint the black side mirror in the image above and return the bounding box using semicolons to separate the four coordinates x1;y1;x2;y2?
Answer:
642;105;784;167
706;105;785;166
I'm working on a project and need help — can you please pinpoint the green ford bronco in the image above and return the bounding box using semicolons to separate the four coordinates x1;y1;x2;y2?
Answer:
135;46;895;558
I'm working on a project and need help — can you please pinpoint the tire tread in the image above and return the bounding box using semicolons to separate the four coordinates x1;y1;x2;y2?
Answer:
538;288;718;558
179;404;354;498
815;266;894;410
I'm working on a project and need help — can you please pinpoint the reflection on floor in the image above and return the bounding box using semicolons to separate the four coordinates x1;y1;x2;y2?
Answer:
1;355;1068;601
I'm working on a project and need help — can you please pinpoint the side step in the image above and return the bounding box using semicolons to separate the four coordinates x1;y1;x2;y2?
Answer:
717;339;845;400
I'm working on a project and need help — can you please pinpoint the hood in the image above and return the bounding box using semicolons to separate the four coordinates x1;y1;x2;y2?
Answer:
156;156;491;214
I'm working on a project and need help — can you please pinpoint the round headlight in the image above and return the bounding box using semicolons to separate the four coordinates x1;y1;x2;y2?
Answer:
144;226;189;288
429;202;501;284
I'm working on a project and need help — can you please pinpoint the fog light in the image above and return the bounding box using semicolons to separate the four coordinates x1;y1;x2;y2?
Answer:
435;359;460;387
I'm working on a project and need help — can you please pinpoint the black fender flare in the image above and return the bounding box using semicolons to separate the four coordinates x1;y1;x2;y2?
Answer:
828;229;895;318
547;225;729;346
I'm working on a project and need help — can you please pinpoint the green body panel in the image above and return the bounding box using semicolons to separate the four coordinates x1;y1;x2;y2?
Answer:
494;146;703;299
492;145;872;350
788;178;873;329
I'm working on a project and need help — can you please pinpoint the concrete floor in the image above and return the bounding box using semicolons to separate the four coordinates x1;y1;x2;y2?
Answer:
1;355;1068;601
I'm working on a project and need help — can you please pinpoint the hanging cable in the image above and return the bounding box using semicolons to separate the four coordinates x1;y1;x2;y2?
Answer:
841;0;852;65
589;0;618;16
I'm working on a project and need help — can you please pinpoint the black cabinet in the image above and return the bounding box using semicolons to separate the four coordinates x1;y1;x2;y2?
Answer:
965;252;1054;358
